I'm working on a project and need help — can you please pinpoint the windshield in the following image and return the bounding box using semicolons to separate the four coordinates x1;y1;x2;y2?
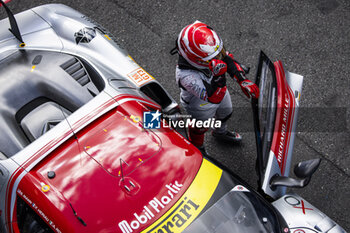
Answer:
183;188;280;233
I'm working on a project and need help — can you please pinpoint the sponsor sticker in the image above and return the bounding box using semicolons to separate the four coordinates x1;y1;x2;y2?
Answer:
117;160;222;233
127;68;154;86
293;200;313;215
118;181;184;233
140;159;222;233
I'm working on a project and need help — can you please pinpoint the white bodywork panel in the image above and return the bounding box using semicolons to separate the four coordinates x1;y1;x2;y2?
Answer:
273;193;346;233
262;71;304;199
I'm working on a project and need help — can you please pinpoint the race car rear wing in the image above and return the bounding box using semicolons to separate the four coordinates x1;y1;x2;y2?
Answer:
252;51;320;199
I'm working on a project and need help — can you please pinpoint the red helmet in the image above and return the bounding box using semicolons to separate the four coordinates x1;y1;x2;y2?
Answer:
177;21;223;69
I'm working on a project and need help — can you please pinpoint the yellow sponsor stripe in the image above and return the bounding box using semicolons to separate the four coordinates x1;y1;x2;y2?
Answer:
142;159;222;233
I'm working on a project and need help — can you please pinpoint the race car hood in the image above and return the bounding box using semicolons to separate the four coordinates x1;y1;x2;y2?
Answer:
15;100;203;232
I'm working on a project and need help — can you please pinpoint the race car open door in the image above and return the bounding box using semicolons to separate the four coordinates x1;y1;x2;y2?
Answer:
252;51;305;199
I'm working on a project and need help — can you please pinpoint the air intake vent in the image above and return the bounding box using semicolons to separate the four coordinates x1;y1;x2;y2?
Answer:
60;57;90;86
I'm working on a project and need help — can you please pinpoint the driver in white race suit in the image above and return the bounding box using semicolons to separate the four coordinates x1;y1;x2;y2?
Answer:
171;21;259;153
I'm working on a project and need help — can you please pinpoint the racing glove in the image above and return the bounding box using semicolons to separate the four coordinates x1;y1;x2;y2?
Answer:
205;59;227;104
239;79;259;99
223;54;259;99
206;75;227;104
209;59;227;76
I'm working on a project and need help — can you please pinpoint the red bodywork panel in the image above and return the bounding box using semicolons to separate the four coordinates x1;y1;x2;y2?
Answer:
0;0;12;6
270;61;296;175
14;99;202;233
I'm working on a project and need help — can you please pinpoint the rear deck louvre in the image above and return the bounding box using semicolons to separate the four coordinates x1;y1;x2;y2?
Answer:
60;57;91;86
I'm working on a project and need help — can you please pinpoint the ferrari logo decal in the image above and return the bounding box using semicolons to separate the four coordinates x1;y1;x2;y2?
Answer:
293;200;313;214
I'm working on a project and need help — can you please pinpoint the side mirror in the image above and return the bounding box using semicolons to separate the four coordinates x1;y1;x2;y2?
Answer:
294;158;321;179
270;158;321;189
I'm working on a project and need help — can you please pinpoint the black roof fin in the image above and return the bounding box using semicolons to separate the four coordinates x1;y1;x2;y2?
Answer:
0;0;25;47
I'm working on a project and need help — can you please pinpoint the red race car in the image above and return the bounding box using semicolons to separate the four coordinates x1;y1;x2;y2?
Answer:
0;2;346;233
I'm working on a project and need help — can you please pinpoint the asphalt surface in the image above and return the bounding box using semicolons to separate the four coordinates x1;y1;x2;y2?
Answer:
1;0;349;231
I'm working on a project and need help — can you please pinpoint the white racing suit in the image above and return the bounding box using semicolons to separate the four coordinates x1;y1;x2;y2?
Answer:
175;67;233;123
175;60;233;147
